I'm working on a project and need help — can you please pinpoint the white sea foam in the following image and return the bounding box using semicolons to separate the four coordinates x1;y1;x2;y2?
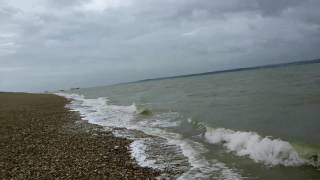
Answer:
174;138;242;180
124;116;241;179
56;93;243;179
204;127;305;166
130;139;157;168
57;93;137;128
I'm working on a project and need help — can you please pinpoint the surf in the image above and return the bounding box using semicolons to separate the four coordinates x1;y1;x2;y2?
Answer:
185;118;320;168
56;93;243;179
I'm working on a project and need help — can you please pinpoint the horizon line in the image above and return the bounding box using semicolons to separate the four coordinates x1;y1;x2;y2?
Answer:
132;58;320;83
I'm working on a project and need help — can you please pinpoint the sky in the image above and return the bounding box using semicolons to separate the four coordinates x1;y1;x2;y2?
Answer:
0;0;320;92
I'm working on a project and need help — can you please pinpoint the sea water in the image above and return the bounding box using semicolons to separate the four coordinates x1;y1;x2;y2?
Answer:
58;62;320;179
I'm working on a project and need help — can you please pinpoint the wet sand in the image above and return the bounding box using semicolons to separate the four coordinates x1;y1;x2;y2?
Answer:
0;92;160;179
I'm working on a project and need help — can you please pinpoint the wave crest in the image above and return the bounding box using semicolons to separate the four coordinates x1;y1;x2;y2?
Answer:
204;127;305;166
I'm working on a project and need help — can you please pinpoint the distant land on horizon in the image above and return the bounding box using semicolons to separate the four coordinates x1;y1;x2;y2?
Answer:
134;58;320;83
26;58;320;93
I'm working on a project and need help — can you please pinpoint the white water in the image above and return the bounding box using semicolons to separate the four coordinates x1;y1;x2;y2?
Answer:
57;93;242;179
204;127;305;166
55;93;312;178
130;139;157;168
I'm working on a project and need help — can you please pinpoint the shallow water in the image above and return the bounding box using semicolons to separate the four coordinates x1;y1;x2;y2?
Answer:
61;63;320;179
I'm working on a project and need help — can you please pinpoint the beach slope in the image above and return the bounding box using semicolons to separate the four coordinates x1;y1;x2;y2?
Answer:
0;93;159;179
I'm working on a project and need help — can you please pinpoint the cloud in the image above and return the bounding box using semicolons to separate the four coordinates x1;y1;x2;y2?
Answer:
0;66;25;73
81;0;132;12
0;0;320;92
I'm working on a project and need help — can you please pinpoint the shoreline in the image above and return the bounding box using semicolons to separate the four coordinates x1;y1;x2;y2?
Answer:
0;93;161;179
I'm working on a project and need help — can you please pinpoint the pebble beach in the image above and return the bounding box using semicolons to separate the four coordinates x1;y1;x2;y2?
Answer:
0;93;160;179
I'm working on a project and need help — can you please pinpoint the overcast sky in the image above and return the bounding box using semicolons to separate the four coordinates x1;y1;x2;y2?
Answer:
1;0;320;92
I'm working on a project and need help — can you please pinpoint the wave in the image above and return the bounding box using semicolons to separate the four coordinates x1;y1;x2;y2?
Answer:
135;106;152;116
204;127;305;166
56;93;242;179
58;93;320;171
184;118;320;168
57;93;137;128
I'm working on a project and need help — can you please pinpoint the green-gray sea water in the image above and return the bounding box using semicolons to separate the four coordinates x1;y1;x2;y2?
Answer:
63;63;320;179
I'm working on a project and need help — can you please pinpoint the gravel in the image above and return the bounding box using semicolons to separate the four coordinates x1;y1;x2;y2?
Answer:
0;93;161;179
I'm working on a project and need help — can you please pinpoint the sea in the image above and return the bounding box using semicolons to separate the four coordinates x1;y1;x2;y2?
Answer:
57;62;320;179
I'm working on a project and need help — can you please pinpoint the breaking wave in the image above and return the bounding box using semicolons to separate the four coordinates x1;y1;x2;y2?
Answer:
56;93;243;179
204;127;305;166
57;92;320;179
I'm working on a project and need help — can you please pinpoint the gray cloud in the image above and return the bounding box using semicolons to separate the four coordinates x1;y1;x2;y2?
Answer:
0;0;320;92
